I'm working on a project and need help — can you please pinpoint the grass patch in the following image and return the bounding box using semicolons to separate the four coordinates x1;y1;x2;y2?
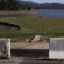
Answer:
0;16;64;42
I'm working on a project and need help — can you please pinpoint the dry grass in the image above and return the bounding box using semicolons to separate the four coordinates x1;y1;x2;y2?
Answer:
0;10;37;15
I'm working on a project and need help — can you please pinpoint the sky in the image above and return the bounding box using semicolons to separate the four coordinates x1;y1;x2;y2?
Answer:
22;0;64;3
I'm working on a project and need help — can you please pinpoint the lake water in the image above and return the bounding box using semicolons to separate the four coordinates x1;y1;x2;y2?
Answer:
0;23;20;30
0;9;64;18
0;9;64;30
33;9;64;18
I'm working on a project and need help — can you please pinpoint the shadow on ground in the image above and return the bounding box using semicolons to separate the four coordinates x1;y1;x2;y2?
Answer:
11;49;49;59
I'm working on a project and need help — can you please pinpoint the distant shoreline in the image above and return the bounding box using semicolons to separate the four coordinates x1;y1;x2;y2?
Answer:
0;10;37;15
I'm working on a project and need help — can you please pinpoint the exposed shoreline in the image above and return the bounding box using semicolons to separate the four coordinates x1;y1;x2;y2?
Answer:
0;10;37;15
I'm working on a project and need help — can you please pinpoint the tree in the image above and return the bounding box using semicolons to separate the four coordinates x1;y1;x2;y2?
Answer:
0;0;31;10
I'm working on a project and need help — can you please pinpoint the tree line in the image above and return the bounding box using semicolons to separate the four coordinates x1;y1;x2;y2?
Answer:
35;3;64;9
21;1;64;9
0;0;31;10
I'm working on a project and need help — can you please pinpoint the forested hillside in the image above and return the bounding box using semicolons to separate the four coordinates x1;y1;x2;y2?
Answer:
21;1;64;9
0;0;31;10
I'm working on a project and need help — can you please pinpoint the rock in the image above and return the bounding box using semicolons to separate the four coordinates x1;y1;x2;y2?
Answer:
31;35;41;42
0;39;10;59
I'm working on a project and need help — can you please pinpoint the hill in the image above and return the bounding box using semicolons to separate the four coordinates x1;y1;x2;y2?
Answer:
21;1;64;9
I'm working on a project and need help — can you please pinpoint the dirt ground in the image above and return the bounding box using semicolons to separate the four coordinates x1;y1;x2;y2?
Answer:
11;42;49;49
10;42;49;60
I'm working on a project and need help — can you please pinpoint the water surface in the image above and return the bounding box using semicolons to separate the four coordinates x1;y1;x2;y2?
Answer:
33;9;64;18
0;9;64;18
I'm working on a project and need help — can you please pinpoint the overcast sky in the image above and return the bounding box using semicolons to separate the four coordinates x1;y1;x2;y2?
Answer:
22;0;64;3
